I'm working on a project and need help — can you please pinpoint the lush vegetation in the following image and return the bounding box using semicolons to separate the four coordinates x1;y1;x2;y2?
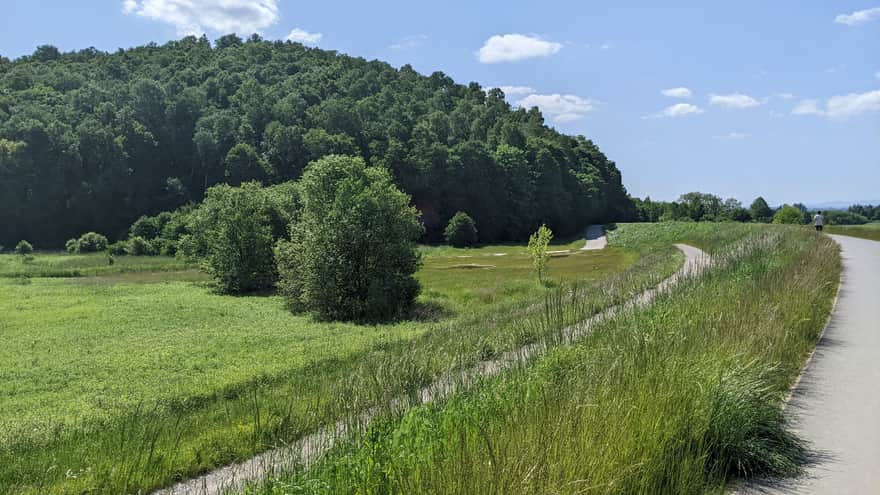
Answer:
243;224;840;494
0;36;632;248
443;211;478;247
0;232;665;494
276;155;423;321
0;251;189;278
825;222;880;241
633;193;879;229
773;205;805;224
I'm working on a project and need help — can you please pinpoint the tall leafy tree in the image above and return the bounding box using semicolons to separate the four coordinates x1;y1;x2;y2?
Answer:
276;155;423;322
750;197;773;223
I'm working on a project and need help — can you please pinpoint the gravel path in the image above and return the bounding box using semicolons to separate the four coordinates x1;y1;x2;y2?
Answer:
154;243;708;495
582;224;608;250
745;234;880;494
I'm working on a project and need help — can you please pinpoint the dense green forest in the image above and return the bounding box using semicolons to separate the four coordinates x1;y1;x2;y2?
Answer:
0;35;633;248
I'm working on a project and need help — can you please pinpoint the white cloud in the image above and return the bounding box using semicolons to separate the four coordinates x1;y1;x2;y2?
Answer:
661;87;692;98
600;42;611;50
515;93;595;123
477;34;562;63
286;28;322;45
709;92;761;108
775;92;795;100
122;0;138;14
826;90;880;118
875;71;880;79
792;91;880;118
643;103;704;119
121;0;279;35
498;85;536;96
713;131;750;140
389;34;427;50
791;99;824;116
834;7;880;26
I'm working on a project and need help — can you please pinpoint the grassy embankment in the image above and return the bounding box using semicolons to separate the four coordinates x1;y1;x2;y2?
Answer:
243;223;840;494
825;222;880;241
1;234;685;495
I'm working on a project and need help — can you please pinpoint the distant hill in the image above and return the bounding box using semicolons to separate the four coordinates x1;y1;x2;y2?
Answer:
0;35;632;247
803;200;880;211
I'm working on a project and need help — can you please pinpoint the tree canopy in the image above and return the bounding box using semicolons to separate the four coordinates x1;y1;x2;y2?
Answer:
276;155;423;321
0;36;632;247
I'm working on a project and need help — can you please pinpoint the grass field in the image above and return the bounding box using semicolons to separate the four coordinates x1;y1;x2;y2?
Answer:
825;222;880;241
0;252;190;278
0;236;672;494
240;224;840;494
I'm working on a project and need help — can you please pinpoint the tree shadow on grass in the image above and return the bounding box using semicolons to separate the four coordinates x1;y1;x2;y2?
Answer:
410;300;455;322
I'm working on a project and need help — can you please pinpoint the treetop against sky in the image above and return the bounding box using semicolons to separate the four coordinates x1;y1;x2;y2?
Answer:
1;0;878;204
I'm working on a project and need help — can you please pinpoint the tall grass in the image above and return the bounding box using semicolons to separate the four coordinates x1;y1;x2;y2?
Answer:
0;252;189;278
244;226;839;494
825;222;880;241
1;238;690;494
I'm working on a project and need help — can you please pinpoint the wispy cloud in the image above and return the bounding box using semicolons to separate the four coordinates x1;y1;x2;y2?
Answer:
713;132;750;140
834;7;880;26
121;0;280;35
661;87;692;98
286;28;322;45
515;93;595;123
477;34;562;63
791;99;824;116
709;93;761;108
791;90;880;118
389;34;427;50
643;103;704;119
498;85;536;96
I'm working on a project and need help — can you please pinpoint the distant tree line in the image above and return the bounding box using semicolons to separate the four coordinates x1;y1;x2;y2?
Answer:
632;193;879;225
0;35;632;248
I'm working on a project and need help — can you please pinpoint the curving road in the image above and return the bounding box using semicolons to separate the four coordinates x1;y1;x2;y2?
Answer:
757;234;880;493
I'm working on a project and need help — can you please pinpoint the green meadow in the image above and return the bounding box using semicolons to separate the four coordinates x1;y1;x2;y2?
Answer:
243;224;840;495
825;222;880;241
1;236;653;494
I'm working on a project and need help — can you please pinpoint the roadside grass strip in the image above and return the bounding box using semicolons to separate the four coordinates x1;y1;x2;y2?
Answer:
240;227;839;495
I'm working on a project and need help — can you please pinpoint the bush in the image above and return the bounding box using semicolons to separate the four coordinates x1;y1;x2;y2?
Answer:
155;238;178;256
128;236;157;256
444;211;478;247
77;232;109;252
65;238;80;253
773;205;805;225
276;155;423;322
108;241;128;256
824;210;869;225
130;212;173;240
14;240;33;255
180;182;279;293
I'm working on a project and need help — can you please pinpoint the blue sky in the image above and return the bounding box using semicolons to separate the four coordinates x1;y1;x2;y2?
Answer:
2;1;878;205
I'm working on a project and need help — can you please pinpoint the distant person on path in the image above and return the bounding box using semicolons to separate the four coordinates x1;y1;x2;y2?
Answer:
813;211;825;232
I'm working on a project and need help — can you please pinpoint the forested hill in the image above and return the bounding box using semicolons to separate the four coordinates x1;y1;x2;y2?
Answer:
0;35;632;247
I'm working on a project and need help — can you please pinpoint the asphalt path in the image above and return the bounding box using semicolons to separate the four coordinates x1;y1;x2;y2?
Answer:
747;234;880;494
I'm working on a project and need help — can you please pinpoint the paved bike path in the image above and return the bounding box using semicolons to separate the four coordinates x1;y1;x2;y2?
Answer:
762;234;880;493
